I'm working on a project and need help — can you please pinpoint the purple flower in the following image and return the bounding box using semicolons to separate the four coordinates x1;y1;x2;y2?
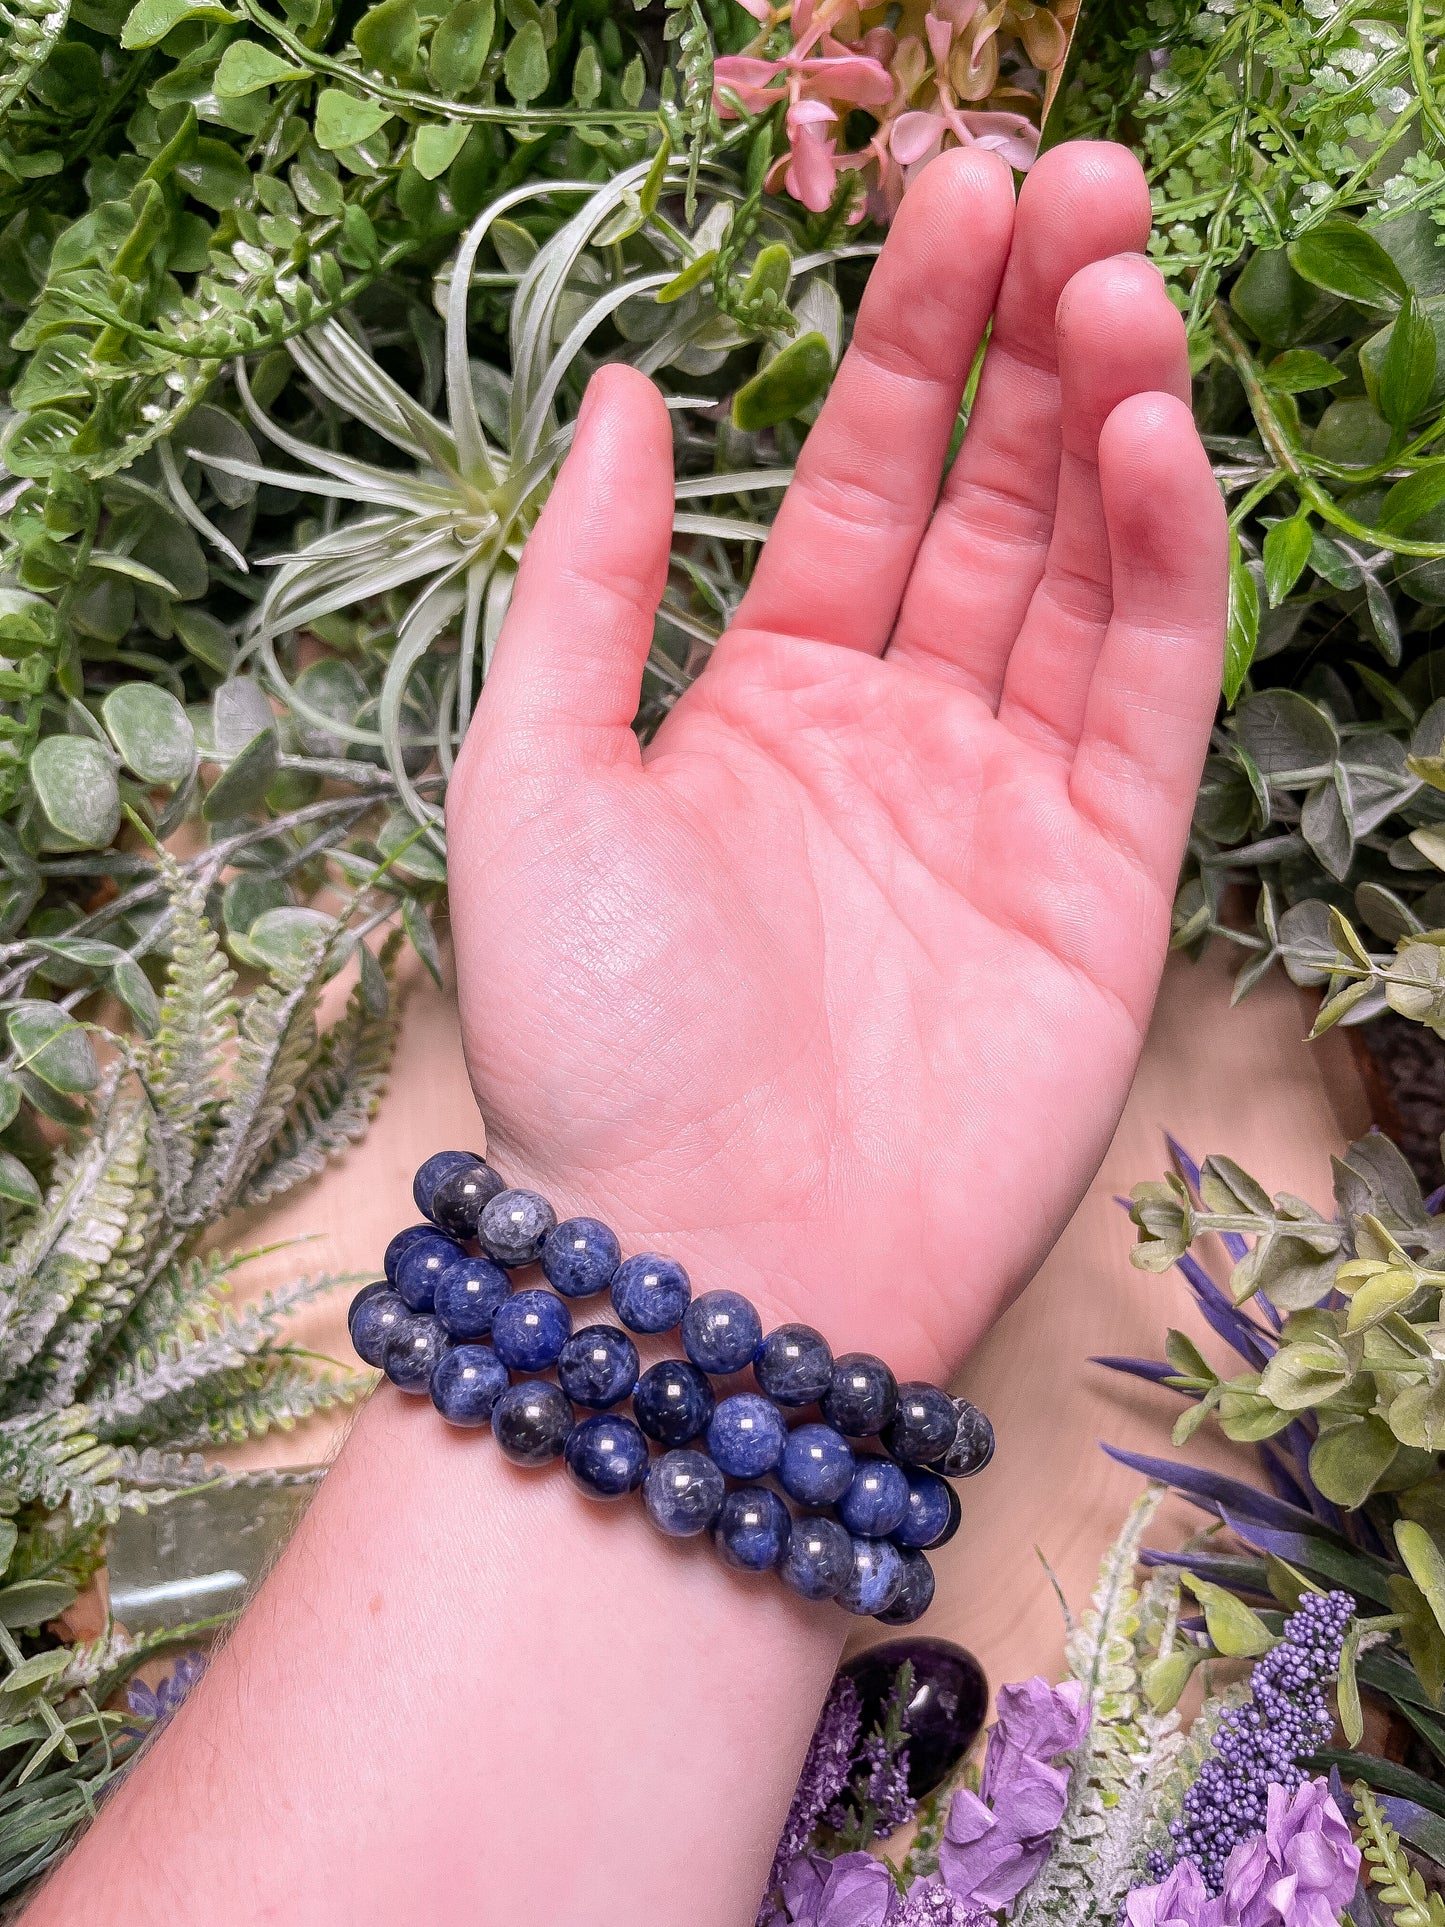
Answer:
760;1679;866;1925
895;1877;992;1925
781;1850;899;1926
1126;1857;1224;1927
937;1677;1086;1911
841;1668;915;1841
125;1651;206;1731
1219;1781;1360;1927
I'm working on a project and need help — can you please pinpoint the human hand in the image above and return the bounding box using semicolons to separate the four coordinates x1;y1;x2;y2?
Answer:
446;140;1226;1385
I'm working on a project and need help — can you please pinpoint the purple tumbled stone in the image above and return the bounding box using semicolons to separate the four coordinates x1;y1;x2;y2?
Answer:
838;1637;988;1798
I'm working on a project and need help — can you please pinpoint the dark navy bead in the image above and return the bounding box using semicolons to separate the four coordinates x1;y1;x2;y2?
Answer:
643;1449;725;1537
778;1423;855;1507
836;1536;905;1617
838;1458;911;1538
681;1290;763;1376
350;1288;408;1367
821;1353;898;1437
542;1217;622;1299
430;1345;509;1427
429;1160;507;1240
564;1414;650;1499
713;1486;791;1572
413;1150;483;1221
393;1232;465;1312
610;1254;692;1334
433;1253;511;1340
706;1393;786;1479
383;1314;448;1393
557;1324;639;1409
875;1548;936;1625
490;1288;572;1372
884;1383;960;1467
383;1224;434;1285
348;1280;390;1335
492;1381;572;1465
479;1188;557;1267
754;1323;834;1407
894;1469;957;1550
632;1359;715;1445
780;1515;854;1601
939;1399;995;1477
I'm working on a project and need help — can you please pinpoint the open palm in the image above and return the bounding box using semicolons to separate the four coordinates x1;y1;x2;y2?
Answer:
446;141;1226;1387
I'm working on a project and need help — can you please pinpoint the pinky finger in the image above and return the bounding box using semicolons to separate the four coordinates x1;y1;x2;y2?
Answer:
1068;392;1227;891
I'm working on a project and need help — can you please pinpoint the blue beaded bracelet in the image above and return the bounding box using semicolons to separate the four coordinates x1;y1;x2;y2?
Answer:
350;1150;995;1625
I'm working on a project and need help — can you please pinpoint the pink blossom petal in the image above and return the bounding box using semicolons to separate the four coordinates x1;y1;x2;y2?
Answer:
924;11;954;66
890;108;945;165
788;95;838;125
797;52;895;104
933;0;981;28
785;124;842;212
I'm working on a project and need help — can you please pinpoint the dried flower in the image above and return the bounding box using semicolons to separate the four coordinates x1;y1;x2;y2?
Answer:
780;1849;899;1926
1218;1781;1360;1927
895;1878;992;1925
125;1653;207;1732
760;1677;866;1922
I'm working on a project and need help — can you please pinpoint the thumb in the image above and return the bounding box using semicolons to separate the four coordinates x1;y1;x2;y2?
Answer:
473;363;674;774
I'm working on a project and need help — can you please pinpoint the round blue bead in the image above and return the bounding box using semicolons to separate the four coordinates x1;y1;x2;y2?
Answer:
348;1280;390;1334
821;1353;899;1438
542;1217;622;1299
754;1323;834;1407
429;1160;507;1240
643;1449;725;1537
713;1486;791;1572
632;1360;715;1445
383;1313;448;1393
479;1188;557;1268
490;1288;572;1372
706;1392;786;1479
941;1399;995;1477
393;1232;465;1312
564;1413;650;1499
350;1288;408;1367
893;1468;957;1549
682;1290;763;1376
383;1224;435;1285
430;1345;509;1427
492;1381;572;1465
433;1253;511;1340
413;1150;483;1221
610;1254;692;1334
884;1382;959;1467
838;1459;911;1538
557;1324;639;1409
875;1547;936;1625
779;1515;854;1601
779;1423;856;1506
836;1536;906;1617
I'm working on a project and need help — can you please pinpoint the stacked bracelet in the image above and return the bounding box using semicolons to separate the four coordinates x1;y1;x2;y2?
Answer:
349;1150;994;1625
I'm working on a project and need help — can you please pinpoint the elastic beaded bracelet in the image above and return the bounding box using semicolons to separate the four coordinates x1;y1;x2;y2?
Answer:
351;1150;995;1625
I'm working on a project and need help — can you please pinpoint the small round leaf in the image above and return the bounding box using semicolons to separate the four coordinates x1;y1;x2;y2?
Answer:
102;684;197;787
28;735;120;849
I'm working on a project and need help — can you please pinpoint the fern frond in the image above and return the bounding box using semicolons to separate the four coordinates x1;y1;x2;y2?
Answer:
82;1247;251;1401
1012;1487;1184;1927
112;1446;325;1501
116;1356;368;1450
0;1086;155;1395
0;1412;122;1525
85;1274;353;1441
239;936;402;1208
1353;1781;1445;1927
136;856;236;1211
176;923;332;1225
0;0;72;116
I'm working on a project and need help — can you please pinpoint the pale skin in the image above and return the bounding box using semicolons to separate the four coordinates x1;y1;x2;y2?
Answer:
24;141;1227;1926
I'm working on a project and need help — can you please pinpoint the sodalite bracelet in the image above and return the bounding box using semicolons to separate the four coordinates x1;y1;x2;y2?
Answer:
349;1150;995;1626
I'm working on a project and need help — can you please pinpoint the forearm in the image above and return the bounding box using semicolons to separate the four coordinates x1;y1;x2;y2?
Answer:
25;1387;841;1927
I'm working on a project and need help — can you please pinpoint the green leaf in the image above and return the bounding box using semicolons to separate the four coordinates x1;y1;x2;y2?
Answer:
1259;1336;1352;1409
1234;687;1339;774
1263;513;1313;607
1181;1573;1275;1656
2;409;79;480
573;38;600;106
203;728;278;819
0;1581;77;1628
355;0;420;77
429;0;493;92
504;18;548;103
1379;293;1439;432
1309;1417;1399;1508
403;897;441;986
175;137;251;212
214;40;306;95
28;735;120;849
111;955;160;1034
732;332;834;432
1143;1648;1201;1714
1264;349;1346;394
120;0;236;46
1289;220;1408;311
411;122;469;180
1381;466;1445;534
1338;1622;1364;1746
1397;1522;1445;1641
0;1075;21;1133
314;90;393;151
0;1150;40;1207
1224;529;1259;705
102;684;196;788
658;248;718;303
232;906;334;976
6;1003;99;1094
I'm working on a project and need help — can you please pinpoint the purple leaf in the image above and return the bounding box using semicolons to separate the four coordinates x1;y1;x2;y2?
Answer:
1102;1445;1328;1533
1091;1356;1182;1387
1216;1507;1395;1605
